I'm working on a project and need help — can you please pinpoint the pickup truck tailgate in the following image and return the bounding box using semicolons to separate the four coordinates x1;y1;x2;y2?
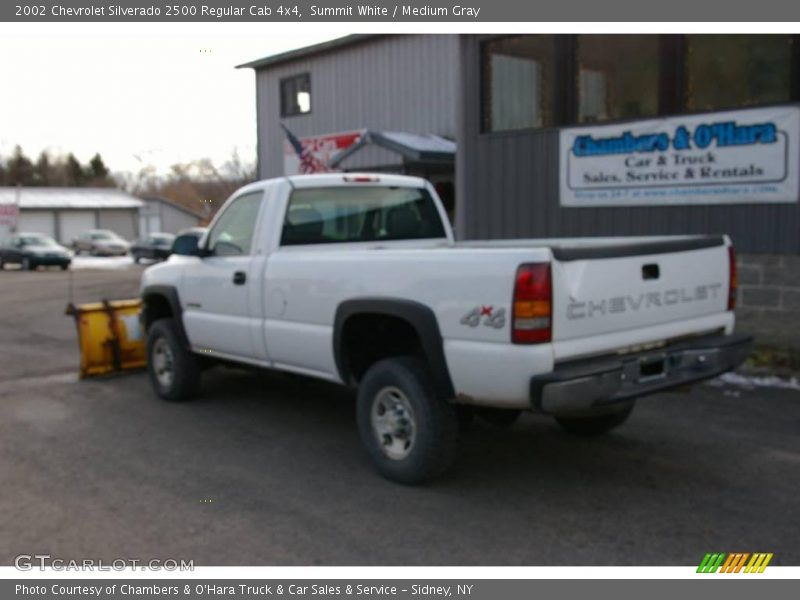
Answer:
551;236;731;344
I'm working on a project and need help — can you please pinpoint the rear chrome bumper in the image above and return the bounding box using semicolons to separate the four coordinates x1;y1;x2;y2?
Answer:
530;332;752;416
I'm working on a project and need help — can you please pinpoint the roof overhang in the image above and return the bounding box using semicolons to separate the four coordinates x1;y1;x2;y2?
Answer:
328;131;456;169
236;35;382;71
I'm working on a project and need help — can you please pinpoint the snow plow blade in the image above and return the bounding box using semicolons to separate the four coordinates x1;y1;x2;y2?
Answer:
66;299;146;378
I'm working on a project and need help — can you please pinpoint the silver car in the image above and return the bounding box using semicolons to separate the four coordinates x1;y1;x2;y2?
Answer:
72;230;130;256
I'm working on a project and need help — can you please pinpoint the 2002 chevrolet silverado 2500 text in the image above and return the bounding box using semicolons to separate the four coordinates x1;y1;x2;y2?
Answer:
140;174;752;483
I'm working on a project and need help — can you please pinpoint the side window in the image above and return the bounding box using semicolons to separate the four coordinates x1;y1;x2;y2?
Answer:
280;73;311;117
206;192;263;257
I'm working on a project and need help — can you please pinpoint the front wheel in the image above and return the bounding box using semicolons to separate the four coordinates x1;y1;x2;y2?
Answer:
555;404;634;436
146;318;201;402
356;357;459;485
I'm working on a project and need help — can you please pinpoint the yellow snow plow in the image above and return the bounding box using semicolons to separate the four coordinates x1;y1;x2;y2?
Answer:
66;299;146;378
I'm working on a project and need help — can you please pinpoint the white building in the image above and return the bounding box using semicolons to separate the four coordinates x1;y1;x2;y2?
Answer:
0;187;143;244
139;196;205;237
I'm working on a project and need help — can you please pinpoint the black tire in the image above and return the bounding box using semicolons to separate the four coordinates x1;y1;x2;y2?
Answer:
146;318;201;402
476;407;522;428
356;357;459;485
21;257;33;271
456;405;475;432
60;263;69;271
555;405;634;436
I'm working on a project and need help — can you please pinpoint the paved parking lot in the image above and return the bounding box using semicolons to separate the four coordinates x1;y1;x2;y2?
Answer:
1;266;799;565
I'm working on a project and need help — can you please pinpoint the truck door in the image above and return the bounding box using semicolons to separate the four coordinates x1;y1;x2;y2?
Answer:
180;191;264;359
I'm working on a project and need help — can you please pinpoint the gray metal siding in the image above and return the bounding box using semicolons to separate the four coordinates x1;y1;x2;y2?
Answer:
457;36;800;254
97;209;138;240
256;35;459;178
160;203;202;234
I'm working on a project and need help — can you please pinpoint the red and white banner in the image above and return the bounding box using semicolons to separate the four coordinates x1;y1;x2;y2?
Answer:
283;130;363;175
0;203;19;241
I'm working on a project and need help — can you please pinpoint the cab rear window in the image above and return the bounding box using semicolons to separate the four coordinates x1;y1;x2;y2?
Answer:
281;186;446;246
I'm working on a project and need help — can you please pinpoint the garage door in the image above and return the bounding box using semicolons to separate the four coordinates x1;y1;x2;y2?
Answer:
98;210;137;241
59;211;96;246
18;211;56;238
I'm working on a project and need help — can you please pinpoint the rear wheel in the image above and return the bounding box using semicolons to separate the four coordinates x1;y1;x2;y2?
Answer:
555;404;634;436
356;357;459;485
146;318;201;402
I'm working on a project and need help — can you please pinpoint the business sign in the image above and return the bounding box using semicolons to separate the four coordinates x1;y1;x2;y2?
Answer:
560;106;800;206
283;130;363;175
0;202;19;241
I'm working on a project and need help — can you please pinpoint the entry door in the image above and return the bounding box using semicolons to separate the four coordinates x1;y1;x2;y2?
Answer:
181;192;264;359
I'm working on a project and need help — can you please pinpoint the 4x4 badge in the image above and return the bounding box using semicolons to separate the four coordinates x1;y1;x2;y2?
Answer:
461;306;506;329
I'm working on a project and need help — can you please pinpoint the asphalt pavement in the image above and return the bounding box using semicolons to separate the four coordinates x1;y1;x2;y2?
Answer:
1;266;799;565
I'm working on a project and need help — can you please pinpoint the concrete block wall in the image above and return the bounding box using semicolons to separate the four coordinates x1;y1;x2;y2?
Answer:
735;254;800;352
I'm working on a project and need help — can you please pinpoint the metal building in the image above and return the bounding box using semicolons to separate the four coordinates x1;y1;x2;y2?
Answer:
456;35;800;255
139;196;205;236
238;34;459;211
0;187;143;244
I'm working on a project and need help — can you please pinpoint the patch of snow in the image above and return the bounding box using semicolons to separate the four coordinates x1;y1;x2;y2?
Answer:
707;371;800;392
70;256;135;270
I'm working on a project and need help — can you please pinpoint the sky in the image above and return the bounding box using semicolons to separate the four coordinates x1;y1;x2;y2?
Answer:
0;31;340;177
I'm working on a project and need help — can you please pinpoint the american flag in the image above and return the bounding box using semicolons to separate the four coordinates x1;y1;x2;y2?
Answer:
280;123;331;174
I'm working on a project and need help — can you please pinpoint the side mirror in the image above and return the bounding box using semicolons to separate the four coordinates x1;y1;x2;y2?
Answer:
172;234;201;256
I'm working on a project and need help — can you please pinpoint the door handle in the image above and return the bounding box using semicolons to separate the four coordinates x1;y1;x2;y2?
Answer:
233;271;247;285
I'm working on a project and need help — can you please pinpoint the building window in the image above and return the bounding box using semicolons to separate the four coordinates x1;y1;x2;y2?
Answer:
479;34;798;133
685;35;794;112
481;36;556;132
280;73;311;117
576;35;661;123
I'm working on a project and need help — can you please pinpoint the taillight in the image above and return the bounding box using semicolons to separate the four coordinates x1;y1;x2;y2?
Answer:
512;263;552;344
728;246;737;311
343;175;380;183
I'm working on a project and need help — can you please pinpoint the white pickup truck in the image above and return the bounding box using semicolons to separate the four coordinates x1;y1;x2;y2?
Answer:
140;173;751;483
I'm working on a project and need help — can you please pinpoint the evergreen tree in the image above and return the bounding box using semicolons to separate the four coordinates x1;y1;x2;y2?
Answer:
65;153;85;186
34;151;51;186
6;146;35;186
88;153;110;180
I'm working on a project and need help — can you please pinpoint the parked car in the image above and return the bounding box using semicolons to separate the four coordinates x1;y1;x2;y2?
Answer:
131;233;176;263
73;229;130;256
0;232;72;270
140;174;751;484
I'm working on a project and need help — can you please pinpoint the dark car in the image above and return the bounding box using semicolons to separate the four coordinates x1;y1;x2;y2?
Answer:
131;233;176;263
0;232;72;271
